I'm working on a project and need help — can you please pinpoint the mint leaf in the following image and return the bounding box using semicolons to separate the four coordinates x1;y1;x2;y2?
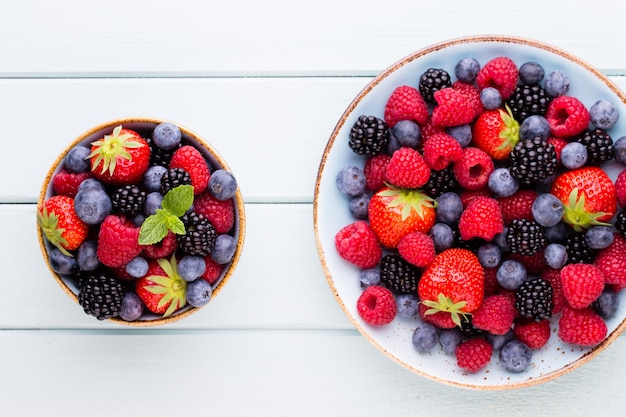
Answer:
164;212;186;235
138;213;169;245
162;185;194;217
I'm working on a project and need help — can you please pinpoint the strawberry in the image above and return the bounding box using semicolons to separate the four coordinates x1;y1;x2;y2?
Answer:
497;189;537;224
200;256;224;285
368;186;436;248
418;303;457;329
38;195;89;256
397;231;435;268
545;95;591;138
335;220;382;269
476;56;519;100
136;255;187;317
431;87;475;127
471;294;516;335
455;337;493;372
193;189;235;234
594;233;626;288
88;125;151;185
385;147;430;189
52;169;92;198
383;85;429;128
418;248;485;326
363;154;391;192
453;146;495;191
471;106;520;160
560;263;606;309
421;133;463;170
96;214;142;268
558;306;607;346
550;166;616;231
614;169;626;208
458;196;504;241
169;145;210;195
356;285;397;326
513;319;551;349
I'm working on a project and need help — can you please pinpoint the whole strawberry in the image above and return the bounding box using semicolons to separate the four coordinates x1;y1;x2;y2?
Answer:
335;220;382;269
558;306;607;346
169;145;210;195
383;85;429;128
356;285;397;326
560;263;605;309
97;214;142;268
472;106;520;160
38;195;89;256
88;125;151;185
136;255;187;317
385;147;430;189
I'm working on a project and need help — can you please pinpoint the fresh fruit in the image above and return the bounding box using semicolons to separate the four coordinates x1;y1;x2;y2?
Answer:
499;340;532;372
152;122;182;150
472;106;520;160
431;87;475;127
457;196;504;241
335;220;382;269
397;231;435;268
545;95;590;138
385;147;431;189
96;214;142;268
363;154;391;192
412;322;439;353
476;56;519;99
349;115;389;155
560;263;605;309
384;85;429;128
379;253;421;294
419;68;452;103
558;306;607;346
455;337;493;372
136;255;187;316
336;165;367;197
52;169;91;198
186;278;213;307
513;319;551;349
471;294;516;335
208;169;238;200
515;277;553;321
193;190;235;234
509;136;558;186
422;132;463;170
38;195;89;256
589;99;619;130
169;145;210;195
452;146;494;190
356;285;397;325
78;272;125;320
594;233;626;288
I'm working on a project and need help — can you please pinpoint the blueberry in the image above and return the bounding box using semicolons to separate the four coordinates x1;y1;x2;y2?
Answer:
77;178;105;193
496;260;527;290
152;122;182;150
499;340;532;373
74;187;112;225
488;167;519;198
209;169;238;200
429;223;454;252
614;136;626;165
359;267;380;288
436;192;463;224
477;243;502;268
480;87;502;110
518;61;545;85
485;329;515;351
532;193;564;227
544;70;570;97
519;115;551;141
49;247;78;275
177;255;206;282
545;222;569;243
439;328;463;355
385;129;402;154
589;99;619;130
143;165;168;192
186;278;213;307
125;256;149;278
336;165;366;197
349;192;371;219
77;241;100;271
560;142;588;169
585;226;614;249
493;227;511;252
119;292;144;321
211;234;237;264
64;145;91;173
455;57;480;83
543;243;568;269
396;294;420;319
393;120;421;148
412;322;439;353
132;213;146;227
592;289;620;320
144;191;164;216
445;124;473;148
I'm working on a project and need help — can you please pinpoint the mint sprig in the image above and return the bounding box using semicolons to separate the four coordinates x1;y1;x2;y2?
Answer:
138;185;194;245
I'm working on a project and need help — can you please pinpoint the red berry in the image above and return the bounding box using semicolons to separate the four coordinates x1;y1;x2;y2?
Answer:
363;154;391;192
476;56;519;100
455;337;493;372
97;214;141;268
141;230;178;259
422;133;463;170
547;136;568;165
170;145;210;194
514;319;551;349
560;263;606;309
397;231;435;268
483;267;500;297
201;256;224;285
594;233;626;288
385;147;430;189
383;85;429;128
193;190;235;234
89;126;150;185
52;169;92;198
418;303;456;329
558;306;607;347
615;169;626;208
497;189;537;225
472;294;516;335
452;81;484;120
545;95;591;138
541;268;567;314
431;87;475;127
458;196;504;241
356;285;397;326
335;220;382;269
453;146;494;191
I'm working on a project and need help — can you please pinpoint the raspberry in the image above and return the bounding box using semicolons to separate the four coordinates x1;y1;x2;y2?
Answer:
356;285;397;326
201;256;224;285
547;136;568;165
397;231;435;268
453;147;494;191
614;169;626;208
476;56;519;100
452;80;484;120
420;118;445;140
385;147;431;189
458;196;504;241
558;306;607;347
96;214;142;268
497;189;537;225
431;87;475;127
193;189;235;234
560;263;605;309
169;145;211;195
459;188;492;207
472;295;516;335
513;319;551;349
545;95;591;138
594;233;626;287
141;230;178;259
422;133;463;170
52;169;92;198
507;250;547;276
483;267;500;297
455;337;493;372
335;220;382;269
383;85;429;128
541;268;567;314
363;154;391;192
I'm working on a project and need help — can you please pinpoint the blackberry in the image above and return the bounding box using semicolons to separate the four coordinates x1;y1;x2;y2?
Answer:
615;210;626;238
515;277;553;320
422;166;459;198
348;115;389;156
379;254;421;294
509;136;558;186
78;272;125;320
146;137;180;167
459;315;485;339
178;211;217;256
419;68;452;103
574;128;614;165
506;218;546;256
160;167;192;195
505;84;551;122
564;232;596;264
111;184;147;217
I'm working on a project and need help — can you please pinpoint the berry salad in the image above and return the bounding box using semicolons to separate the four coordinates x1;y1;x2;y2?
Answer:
38;119;244;325
320;39;626;385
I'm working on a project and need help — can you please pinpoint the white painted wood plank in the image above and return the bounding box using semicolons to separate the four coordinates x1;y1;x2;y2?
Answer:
1;0;625;76
0;203;352;330
1;329;625;416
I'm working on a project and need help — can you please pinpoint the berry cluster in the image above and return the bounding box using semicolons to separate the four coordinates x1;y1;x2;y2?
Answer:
334;55;626;374
39;122;239;322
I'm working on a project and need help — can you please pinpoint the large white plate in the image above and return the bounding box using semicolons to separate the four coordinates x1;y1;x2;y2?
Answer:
313;35;626;389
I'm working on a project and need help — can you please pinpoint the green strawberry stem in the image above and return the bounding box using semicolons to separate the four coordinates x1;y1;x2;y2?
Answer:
562;188;610;232
145;255;187;317
37;205;72;257
380;184;435;221
421;293;469;327
88;125;143;176
495;104;520;152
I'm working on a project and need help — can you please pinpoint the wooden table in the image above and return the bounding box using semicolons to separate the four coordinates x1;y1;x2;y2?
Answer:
2;1;625;415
